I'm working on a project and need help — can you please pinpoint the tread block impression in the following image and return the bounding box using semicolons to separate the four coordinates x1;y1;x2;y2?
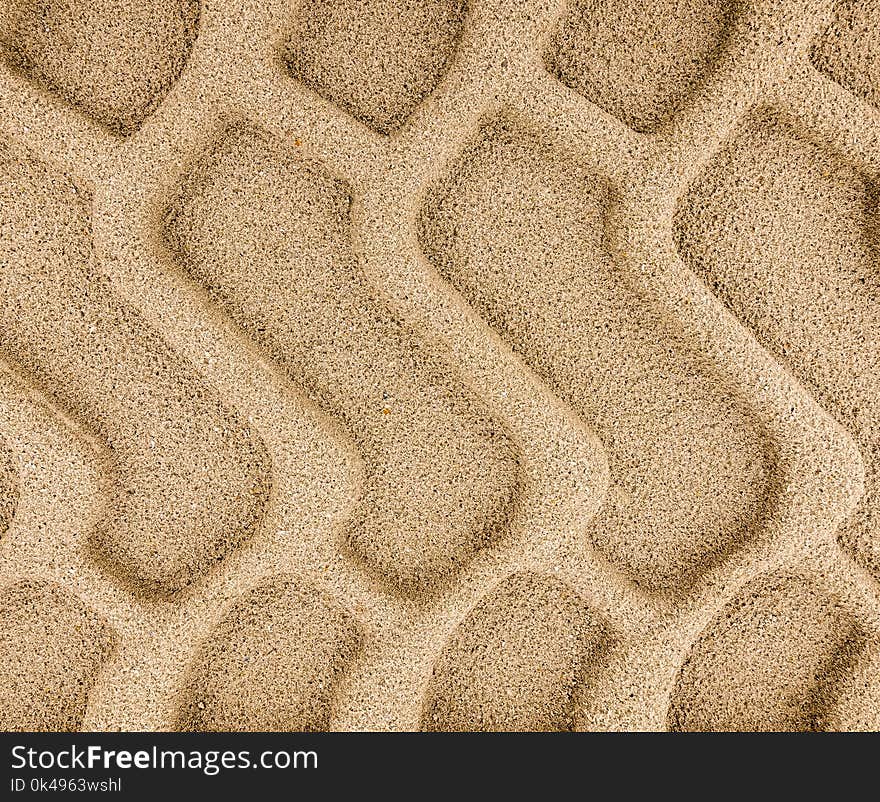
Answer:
811;0;880;110
419;121;776;595
675;111;880;581
667;573;868;731
824;640;880;731
0;580;116;731
544;0;738;132
282;0;466;135
422;572;609;731
174;575;361;732
163;125;519;595
0;0;200;135
0;142;271;598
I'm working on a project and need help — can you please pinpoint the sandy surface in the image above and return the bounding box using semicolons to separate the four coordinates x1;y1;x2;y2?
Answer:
0;0;878;732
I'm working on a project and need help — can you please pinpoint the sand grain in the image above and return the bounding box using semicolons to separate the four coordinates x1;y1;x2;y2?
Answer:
0;0;199;135
422;573;609;732
164;126;519;594
0;142;270;598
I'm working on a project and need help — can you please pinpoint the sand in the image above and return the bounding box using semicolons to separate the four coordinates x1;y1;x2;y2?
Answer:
0;0;878;732
422;572;609;731
545;0;739;132
0;0;200;136
174;575;362;731
163;125;519;593
0;580;117;731
0;140;270;599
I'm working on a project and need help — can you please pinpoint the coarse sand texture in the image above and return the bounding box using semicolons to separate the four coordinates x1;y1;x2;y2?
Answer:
419;121;778;594
0;581;116;731
0;141;271;598
163;125;520;593
0;0;879;732
0;0;200;136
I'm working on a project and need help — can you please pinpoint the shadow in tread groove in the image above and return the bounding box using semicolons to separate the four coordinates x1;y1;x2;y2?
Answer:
0;141;271;599
419;121;778;596
422;572;610;731
544;0;739;133
667;572;869;731
675;111;880;582
811;0;880;111
0;438;16;537
174;574;361;732
0;580;117;731
0;0;200;136
163;125;520;596
282;0;466;135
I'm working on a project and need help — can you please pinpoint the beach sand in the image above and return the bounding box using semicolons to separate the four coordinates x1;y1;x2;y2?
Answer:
0;0;878;731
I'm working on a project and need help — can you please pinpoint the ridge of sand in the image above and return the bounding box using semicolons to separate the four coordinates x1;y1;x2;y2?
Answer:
419;121;778;595
0;141;271;598
174;574;361;732
675;110;880;581
163;125;520;595
0;580;116;731
422;572;609;731
0;0;199;136
1;0;879;733
667;572;867;731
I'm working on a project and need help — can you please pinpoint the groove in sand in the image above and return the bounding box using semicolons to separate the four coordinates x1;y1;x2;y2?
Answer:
667;572;868;731
0;0;200;136
422;572;610;732
0;438;16;537
544;0;738;132
174;574;361;732
824;640;880;731
0;142;271;598
282;0;467;135
0;580;117;731
1;0;878;736
675;111;880;581
419;121;777;595
811;0;880;111
163;125;520;595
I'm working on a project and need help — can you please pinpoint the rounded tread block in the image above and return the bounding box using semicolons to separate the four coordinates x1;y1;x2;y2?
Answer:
419;121;776;594
0;142;271;598
175;575;361;732
675;111;880;581
544;0;738;132
422;572;609;732
164;125;519;595
811;0;880;111
282;0;466;135
0;580;117;731
668;573;866;732
0;0;200;135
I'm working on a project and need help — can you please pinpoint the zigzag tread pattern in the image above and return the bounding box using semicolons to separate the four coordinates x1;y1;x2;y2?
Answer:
0;0;878;731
